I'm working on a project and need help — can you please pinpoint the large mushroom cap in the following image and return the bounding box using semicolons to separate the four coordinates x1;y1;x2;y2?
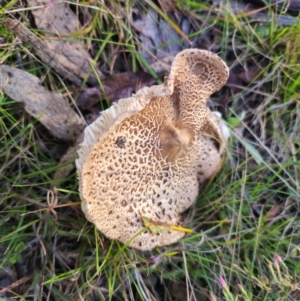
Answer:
76;49;229;250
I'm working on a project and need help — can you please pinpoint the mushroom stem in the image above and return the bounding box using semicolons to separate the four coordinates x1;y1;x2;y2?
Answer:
167;49;229;132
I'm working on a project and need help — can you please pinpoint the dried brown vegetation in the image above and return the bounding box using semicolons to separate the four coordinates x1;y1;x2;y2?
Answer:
0;0;299;300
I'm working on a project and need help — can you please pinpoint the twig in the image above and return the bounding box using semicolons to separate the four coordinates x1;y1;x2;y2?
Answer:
0;275;32;295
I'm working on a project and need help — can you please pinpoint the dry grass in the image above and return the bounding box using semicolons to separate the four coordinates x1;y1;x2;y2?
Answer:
0;0;300;300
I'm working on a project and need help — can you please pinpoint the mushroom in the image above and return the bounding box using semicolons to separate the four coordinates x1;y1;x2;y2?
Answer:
76;49;230;250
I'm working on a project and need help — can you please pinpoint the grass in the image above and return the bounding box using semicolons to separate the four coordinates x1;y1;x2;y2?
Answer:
0;0;300;300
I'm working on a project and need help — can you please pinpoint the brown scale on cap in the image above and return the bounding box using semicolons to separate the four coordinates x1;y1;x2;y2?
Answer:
76;49;230;250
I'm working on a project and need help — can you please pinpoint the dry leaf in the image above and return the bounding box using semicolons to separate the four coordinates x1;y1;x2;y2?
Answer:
26;0;103;85
130;6;191;73
76;87;102;111
76;71;156;110
267;202;285;219
237;69;259;83
0;65;85;140
158;0;177;13
226;68;259;94
225;71;244;93
168;282;206;301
